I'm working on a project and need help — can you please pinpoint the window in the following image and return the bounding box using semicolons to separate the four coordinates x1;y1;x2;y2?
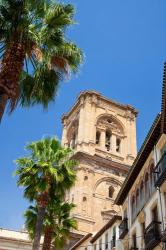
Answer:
124;209;127;219
140;181;144;206
152;205;158;221
83;197;87;202
109;186;114;198
112;226;116;247
84;176;88;181
70;132;76;149
105;233;108;249
150;163;155;193
132;233;137;248
141;222;145;240
136;188;139;210
116;138;121;152
131;196;136;220
96;131;101;144
145;173;150;201
164;193;166;212
161;144;166;156
82;197;87;213
105;130;111;151
99;238;102;250
151;206;160;235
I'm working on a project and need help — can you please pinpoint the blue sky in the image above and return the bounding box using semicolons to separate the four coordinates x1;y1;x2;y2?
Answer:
0;0;166;230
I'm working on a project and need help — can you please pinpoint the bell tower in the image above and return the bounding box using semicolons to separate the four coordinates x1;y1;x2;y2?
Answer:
62;90;137;235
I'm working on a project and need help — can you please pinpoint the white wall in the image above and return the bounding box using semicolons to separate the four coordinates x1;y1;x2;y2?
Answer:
92;221;123;250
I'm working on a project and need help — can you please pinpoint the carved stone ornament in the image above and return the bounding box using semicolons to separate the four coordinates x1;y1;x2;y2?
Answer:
97;115;124;135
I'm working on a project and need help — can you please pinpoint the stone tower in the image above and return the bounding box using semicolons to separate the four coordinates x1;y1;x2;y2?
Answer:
62;91;137;235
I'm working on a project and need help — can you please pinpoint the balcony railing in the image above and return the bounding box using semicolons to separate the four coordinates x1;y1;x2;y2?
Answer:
161;229;166;242
154;152;166;187
144;221;161;249
119;218;128;239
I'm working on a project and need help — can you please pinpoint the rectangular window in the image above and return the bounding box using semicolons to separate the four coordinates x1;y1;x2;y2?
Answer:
112;226;116;247
152;205;158;221
141;222;145;247
164;193;166;214
132;233;137;248
105;233;108;249
99;238;102;250
124;209;127;218
142;222;145;235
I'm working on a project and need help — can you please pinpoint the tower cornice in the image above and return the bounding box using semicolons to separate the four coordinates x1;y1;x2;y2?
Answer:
62;90;138;123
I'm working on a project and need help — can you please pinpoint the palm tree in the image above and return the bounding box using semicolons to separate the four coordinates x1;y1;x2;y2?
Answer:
24;199;77;250
15;137;77;250
0;0;83;120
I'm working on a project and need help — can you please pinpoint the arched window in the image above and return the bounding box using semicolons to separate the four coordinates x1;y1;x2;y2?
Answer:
70;132;76;149
140;181;144;207
96;131;100;144
108;186;114;198
136;189;139;210
82;196;87;213
116;138;121;152
145;173;150;201
131;196;136;220
105;130;111;151
67;119;79;149
150;163;155;193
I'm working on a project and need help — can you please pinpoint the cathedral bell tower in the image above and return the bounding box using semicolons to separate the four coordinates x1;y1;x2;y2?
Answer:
62;91;137;235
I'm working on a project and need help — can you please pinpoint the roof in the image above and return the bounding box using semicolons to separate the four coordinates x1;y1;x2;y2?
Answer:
70;233;92;250
161;62;166;133
115;63;166;205
90;215;122;243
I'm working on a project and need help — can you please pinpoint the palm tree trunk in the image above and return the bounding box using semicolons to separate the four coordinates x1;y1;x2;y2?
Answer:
42;226;53;250
32;206;46;250
32;193;49;250
0;94;8;120
0;42;25;120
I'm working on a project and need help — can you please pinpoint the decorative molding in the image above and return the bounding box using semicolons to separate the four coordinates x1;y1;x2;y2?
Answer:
72;151;130;174
72;215;95;224
95;148;125;162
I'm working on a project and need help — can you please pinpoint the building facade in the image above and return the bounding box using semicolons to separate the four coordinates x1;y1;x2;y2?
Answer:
115;65;166;250
90;215;123;250
70;215;122;250
62;90;137;236
0;228;42;250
